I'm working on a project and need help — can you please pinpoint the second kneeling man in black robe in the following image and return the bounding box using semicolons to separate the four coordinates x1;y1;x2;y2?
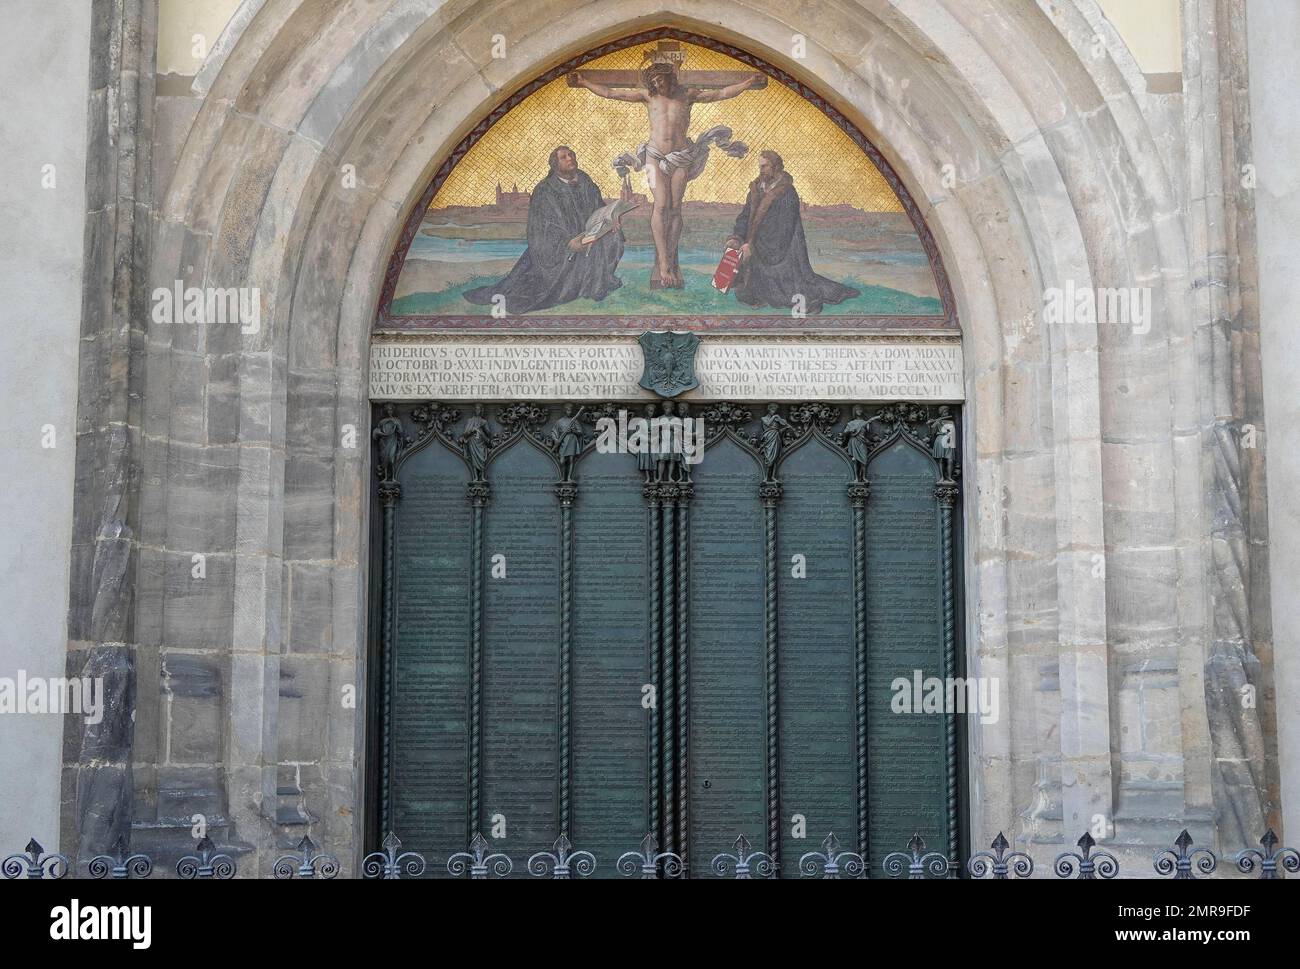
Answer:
725;150;859;314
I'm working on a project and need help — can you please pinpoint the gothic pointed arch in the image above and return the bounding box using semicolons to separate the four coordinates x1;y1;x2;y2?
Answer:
377;28;957;332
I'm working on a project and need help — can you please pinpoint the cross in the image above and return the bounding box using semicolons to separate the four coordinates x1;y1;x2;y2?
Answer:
567;40;767;91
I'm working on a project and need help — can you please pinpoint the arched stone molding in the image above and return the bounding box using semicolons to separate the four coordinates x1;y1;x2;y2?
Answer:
65;0;1271;873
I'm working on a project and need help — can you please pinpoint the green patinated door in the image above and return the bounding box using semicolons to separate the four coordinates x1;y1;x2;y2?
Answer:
368;400;964;878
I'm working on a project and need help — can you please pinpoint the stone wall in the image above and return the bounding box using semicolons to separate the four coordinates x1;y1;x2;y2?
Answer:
52;0;1282;875
0;0;93;855
1247;0;1300;846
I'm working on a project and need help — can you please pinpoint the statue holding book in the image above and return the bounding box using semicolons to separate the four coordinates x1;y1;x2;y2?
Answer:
463;146;626;314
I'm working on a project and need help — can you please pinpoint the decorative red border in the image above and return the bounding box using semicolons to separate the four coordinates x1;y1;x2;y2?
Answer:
375;27;958;334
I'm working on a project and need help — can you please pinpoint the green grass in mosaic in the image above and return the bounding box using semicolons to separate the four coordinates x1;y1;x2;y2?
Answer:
392;268;943;317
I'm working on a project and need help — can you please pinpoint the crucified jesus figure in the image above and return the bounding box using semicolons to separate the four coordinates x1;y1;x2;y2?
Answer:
568;61;764;289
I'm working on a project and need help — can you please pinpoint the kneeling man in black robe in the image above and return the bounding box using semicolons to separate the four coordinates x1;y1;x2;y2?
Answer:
464;146;624;314
724;150;859;314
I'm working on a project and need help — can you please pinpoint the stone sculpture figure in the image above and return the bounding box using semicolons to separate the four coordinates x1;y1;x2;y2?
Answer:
372;404;404;482
928;405;957;480
760;403;791;481
459;403;492;481
552;403;586;482
638;402;658;484
676;402;693;484
656;399;678;483
843;404;872;482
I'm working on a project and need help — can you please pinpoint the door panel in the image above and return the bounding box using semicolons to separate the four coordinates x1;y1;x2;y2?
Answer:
390;441;471;868
686;434;766;871
777;438;858;868
865;440;949;870
372;401;962;878
481;440;561;866
572;449;651;875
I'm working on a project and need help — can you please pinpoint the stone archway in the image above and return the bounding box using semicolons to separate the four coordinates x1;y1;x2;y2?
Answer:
67;0;1270;874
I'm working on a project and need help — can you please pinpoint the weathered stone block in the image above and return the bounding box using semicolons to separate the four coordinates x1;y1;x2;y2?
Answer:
287;562;334;654
162;652;223;763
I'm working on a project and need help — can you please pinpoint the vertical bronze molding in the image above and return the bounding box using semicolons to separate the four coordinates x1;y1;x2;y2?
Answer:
935;478;961;874
660;484;678;855
848;479;871;866
645;481;662;848
378;480;402;838
759;479;783;869
676;482;692;870
467;479;491;839
556;480;578;833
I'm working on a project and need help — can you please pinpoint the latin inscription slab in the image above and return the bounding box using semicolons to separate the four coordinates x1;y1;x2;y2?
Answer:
370;337;963;401
482;441;560;872
572;451;651;875
381;402;961;879
688;438;767;868
865;442;947;868
777;441;857;868
392;442;470;873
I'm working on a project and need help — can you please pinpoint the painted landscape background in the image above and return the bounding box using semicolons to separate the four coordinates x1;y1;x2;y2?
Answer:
393;195;942;316
390;40;943;317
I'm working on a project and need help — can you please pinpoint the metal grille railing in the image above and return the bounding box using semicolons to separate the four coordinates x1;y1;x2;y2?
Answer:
5;827;1297;880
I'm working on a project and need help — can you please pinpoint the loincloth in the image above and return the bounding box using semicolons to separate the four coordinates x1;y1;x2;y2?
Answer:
613;126;748;194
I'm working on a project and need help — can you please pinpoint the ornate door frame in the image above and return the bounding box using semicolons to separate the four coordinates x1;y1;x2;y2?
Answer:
365;398;967;876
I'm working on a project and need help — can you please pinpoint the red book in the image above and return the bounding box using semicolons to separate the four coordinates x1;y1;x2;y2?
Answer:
712;247;742;293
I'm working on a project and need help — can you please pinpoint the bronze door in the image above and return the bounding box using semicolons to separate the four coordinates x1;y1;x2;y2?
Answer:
368;400;964;877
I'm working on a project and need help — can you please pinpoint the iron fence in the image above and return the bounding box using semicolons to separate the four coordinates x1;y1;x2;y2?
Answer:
5;827;1297;880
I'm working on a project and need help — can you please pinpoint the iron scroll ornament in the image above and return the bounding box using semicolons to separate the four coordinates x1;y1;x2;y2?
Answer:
87;835;153;879
882;834;950;880
1235;828;1300;878
1152;829;1217;879
799;832;866;879
273;836;341;879
527;834;597;879
448;833;513;879
617;833;685;879
362;832;427;879
1053;832;1119;880
176;836;236;879
966;832;1033;879
711;834;776;879
2;839;71;880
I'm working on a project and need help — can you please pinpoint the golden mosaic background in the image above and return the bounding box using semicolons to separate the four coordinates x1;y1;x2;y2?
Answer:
432;41;905;212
